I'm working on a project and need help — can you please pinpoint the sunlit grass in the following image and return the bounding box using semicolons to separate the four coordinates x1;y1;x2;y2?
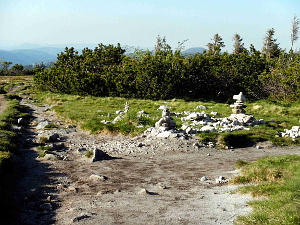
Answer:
0;96;30;176
36;92;300;142
232;155;300;225
0;76;33;92
36;92;233;135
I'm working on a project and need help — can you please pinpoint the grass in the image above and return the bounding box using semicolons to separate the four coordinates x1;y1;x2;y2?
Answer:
3;78;300;224
34;92;300;145
0;94;30;211
232;155;300;225
0;97;30;160
39;136;49;144
44;123;57;129
85;150;93;158
36;92;233;135
0;76;33;93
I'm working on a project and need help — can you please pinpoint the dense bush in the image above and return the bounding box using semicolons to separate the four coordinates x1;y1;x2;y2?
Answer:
34;42;300;102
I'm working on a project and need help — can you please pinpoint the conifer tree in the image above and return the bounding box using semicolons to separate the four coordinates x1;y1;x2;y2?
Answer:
206;33;225;55
291;14;300;50
154;35;171;54
232;33;245;54
262;28;281;58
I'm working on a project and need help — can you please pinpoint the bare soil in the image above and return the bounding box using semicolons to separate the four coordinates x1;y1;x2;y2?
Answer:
4;97;300;225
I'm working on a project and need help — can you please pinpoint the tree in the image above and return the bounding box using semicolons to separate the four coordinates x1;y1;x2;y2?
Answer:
262;28;281;58
175;39;188;53
291;14;300;50
206;33;225;55
232;33;246;54
154;35;171;54
10;64;24;75
0;59;12;76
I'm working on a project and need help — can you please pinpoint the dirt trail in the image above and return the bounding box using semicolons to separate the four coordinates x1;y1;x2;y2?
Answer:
4;96;300;224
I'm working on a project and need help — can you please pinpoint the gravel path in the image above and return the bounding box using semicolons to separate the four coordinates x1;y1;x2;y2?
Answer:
4;97;300;224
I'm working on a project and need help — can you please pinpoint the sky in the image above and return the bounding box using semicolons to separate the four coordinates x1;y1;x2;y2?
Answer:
1;0;300;52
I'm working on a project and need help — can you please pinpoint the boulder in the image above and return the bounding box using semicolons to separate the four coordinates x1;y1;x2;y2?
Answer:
92;149;113;162
186;112;201;120
200;125;217;132
156;131;172;138
36;120;50;129
49;133;60;142
89;174;107;181
138;188;150;195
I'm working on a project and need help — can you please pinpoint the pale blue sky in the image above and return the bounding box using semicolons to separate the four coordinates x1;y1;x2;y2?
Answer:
1;0;299;52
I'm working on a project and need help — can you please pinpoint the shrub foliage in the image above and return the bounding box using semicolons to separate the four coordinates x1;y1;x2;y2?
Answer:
34;42;300;102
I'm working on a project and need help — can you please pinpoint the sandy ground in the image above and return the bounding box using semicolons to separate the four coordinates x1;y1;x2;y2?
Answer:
3;97;300;225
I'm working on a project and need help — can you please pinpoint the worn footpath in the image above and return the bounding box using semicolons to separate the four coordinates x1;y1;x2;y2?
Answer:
6;97;300;225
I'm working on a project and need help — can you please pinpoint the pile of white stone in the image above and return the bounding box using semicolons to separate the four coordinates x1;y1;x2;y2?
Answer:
145;92;265;139
278;126;300;139
97;93;266;139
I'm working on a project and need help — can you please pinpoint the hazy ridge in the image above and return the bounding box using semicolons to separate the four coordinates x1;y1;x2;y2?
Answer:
0;44;206;65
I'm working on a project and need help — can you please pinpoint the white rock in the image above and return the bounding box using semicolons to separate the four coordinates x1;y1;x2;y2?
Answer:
89;174;107;181
200;125;216;132
157;105;170;110
185;127;193;134
156;131;172;138
138;188;150;195
200;176;207;181
36;120;50;129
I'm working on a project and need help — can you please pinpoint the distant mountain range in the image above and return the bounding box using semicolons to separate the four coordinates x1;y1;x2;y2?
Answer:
0;43;101;65
0;48;62;65
182;47;206;54
0;44;206;65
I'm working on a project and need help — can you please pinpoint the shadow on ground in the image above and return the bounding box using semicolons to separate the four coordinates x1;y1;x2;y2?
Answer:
0;109;63;225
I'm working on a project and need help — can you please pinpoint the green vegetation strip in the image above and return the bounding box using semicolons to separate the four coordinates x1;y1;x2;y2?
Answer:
0;95;29;188
233;155;300;225
37;92;231;135
37;92;300;146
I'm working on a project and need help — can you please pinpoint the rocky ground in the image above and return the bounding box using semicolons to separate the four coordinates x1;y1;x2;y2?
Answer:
4;97;300;225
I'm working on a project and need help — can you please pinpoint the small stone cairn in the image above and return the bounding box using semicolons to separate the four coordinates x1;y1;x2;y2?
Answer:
124;102;129;113
230;92;247;114
144;106;181;138
227;92;263;126
155;107;176;131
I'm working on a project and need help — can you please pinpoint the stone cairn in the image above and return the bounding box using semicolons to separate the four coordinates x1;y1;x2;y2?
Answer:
155;107;176;131
230;92;247;114
124;102;129;113
143;93;264;139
